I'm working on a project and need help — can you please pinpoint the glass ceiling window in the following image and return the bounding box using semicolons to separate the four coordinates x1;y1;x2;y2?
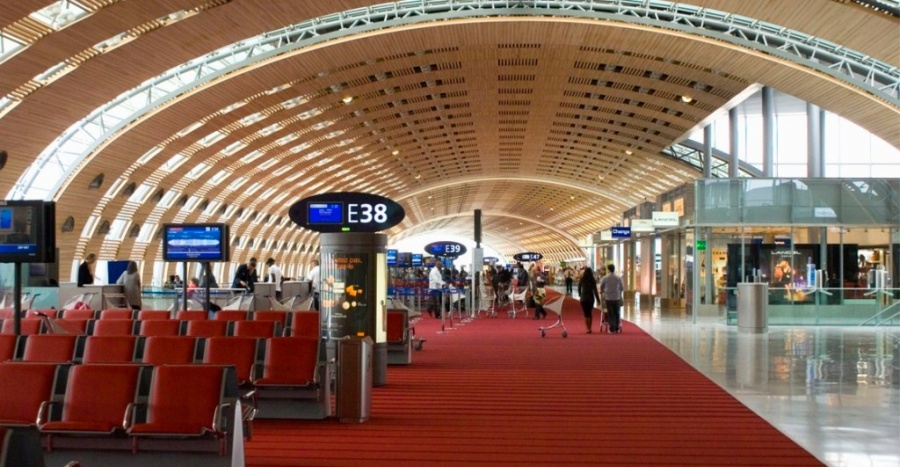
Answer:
30;1;90;30
8;0;900;201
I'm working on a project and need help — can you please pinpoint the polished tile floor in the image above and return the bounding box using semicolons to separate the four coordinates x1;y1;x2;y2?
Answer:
627;305;900;467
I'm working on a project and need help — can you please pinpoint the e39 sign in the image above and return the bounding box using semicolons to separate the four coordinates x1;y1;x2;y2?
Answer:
290;192;405;233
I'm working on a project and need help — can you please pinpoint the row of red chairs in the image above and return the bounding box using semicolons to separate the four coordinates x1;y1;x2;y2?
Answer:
1;315;321;338
0;362;236;455
1;308;307;326
0;336;322;454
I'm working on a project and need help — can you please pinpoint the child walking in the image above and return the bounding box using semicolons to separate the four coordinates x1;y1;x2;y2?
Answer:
532;277;548;319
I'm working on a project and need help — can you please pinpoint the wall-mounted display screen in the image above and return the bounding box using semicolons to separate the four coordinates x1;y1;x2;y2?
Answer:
386;249;397;266
396;252;412;267
411;254;423;267
162;223;230;262
308;203;343;224
0;200;55;264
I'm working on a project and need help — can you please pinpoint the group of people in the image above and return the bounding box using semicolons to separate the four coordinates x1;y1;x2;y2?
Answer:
577;264;624;334
75;253;322;312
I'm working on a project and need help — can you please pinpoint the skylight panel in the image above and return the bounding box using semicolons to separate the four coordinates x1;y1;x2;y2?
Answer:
273;166;292;176
103;178;127;199
128;183;153;204
258;159;278;170
107;219;129;241
159;190;178;208
136;146;163;164
272;192;289;204
137;223;157;242
0;32;25;62
182;196;201;212
276;134;298;146
259;187;277;200
30;1;89;30
245;182;262;195
240;112;264;126
282;96;308;109
176;121;203;137
227;177;247;190
220;101;246;114
198;130;227;147
160;154;187;173
185;162;210;180
260;123;283;136
209;170;230;186
222;141;247;155
240;150;264;164
203;200;220;216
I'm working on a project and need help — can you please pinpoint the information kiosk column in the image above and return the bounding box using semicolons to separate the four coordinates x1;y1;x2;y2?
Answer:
319;232;389;387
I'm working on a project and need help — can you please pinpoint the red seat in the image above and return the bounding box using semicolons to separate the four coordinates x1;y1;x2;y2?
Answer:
184;320;229;338
39;364;143;444
0;362;61;426
232;320;281;338
59;309;97;320
254;337;319;387
253;311;288;328
213;310;248;321
141;336;196;365
49;319;90;335
1;318;42;335
21;335;78;363
203;337;259;385
0;335;19;361
175;310;208;321
99;309;135;320
387;311;407;344
138;320;182;337
81;336;137;364
289;312;320;338
0;309;16;320
137;310;171;320
91;319;136;336
128;365;229;454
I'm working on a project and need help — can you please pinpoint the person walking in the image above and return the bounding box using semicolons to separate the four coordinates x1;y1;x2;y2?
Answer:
564;267;574;295
265;257;283;300
532;277;547;319
599;264;624;333
577;266;601;333
306;259;320;310
77;253;96;287
116;261;142;311
428;261;445;318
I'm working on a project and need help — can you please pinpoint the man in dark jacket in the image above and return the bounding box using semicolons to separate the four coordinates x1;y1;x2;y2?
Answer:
231;257;257;292
77;253;96;287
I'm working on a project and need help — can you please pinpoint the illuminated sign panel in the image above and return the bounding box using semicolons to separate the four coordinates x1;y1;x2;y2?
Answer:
290;192;405;233
513;252;543;262
424;241;467;257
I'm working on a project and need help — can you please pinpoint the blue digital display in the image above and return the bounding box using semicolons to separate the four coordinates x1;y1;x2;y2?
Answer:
386;249;397;266
397;252;412;267
0;208;12;231
611;227;631;238
411;254;423;267
163;224;229;261
308;202;343;224
0;244;37;254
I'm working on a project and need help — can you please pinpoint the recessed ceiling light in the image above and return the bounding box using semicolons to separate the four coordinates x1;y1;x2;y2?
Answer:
681;95;692;103
415;174;421;180
624;150;633;155
570;196;575;200
342;96;353;104
427;195;432;199
392;150;399;156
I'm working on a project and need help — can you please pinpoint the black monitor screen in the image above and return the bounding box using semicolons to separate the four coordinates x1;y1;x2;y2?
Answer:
308;202;343;224
163;223;230;262
0;201;55;263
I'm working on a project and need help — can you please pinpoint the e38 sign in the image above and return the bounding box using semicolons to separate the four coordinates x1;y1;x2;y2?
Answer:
289;192;405;233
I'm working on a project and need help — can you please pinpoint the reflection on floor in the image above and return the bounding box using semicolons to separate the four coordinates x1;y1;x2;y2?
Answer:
628;304;900;467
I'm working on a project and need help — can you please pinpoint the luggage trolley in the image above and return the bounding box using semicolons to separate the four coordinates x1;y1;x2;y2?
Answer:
538;295;567;338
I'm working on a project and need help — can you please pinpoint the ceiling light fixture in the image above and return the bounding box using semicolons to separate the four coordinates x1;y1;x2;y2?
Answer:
342;96;353;104
415;174;421;180
624;150;633;155
392;150;399;156
681;95;692;103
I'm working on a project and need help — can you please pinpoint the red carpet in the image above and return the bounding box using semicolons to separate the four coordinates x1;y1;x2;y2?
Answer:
245;293;823;466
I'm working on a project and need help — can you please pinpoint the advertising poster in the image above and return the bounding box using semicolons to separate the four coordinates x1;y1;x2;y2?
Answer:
321;251;369;339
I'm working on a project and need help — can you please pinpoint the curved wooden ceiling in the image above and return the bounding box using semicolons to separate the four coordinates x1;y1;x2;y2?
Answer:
0;0;897;277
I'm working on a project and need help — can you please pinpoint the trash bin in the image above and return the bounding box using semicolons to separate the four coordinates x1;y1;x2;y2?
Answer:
737;283;768;333
336;336;373;423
